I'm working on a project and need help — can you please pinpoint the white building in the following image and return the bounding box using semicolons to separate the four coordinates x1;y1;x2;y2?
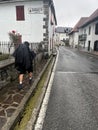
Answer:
69;8;98;52
0;0;57;55
69;17;88;48
79;8;98;52
55;27;72;45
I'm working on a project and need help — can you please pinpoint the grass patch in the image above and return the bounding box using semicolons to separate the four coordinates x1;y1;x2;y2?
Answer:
14;58;53;130
0;54;9;61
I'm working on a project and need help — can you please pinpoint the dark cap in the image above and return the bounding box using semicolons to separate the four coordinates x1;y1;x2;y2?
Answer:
24;41;30;46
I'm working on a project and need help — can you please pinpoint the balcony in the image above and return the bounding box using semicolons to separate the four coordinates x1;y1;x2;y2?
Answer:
79;34;87;41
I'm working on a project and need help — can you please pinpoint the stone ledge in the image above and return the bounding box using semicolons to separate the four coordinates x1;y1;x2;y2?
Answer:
1;56;54;130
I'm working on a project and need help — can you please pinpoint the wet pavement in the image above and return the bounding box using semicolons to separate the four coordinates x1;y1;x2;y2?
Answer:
0;48;98;130
42;47;98;130
0;59;47;130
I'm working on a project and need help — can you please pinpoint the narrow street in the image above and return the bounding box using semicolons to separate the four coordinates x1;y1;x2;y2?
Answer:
36;46;98;130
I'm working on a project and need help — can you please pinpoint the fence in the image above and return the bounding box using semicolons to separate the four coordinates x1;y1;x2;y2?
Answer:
0;41;40;55
0;41;14;54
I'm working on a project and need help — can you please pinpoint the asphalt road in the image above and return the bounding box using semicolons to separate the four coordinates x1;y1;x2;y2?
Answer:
42;47;98;130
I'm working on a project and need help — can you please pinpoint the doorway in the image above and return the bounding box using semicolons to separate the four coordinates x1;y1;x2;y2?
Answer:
94;41;98;51
88;41;90;51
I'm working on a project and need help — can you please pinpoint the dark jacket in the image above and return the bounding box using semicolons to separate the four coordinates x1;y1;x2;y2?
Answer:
13;43;34;70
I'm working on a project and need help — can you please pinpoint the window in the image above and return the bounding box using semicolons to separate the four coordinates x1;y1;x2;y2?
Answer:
95;23;98;35
84;29;86;34
94;41;98;51
88;26;91;35
16;6;25;21
88;41;91;51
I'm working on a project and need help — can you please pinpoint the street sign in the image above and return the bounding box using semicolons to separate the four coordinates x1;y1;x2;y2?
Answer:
28;7;43;14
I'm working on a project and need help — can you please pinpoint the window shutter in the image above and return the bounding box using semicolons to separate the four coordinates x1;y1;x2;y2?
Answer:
16;6;25;21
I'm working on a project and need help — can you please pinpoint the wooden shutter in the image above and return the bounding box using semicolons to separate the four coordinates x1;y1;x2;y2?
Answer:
16;6;25;21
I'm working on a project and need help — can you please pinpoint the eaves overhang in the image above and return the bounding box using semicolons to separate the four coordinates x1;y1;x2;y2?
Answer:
46;0;57;25
80;16;98;28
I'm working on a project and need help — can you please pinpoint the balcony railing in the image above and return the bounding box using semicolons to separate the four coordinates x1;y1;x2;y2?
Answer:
79;34;87;41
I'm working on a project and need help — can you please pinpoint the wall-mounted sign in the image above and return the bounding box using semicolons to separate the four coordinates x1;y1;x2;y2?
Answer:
28;7;43;14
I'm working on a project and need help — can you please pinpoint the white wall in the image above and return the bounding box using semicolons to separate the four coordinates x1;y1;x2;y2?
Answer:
79;19;98;51
59;33;69;41
73;32;78;47
69;35;73;47
84;21;98;50
69;32;78;47
0;1;44;43
48;6;56;55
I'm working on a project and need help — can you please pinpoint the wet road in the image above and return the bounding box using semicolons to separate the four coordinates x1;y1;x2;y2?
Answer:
42;47;98;130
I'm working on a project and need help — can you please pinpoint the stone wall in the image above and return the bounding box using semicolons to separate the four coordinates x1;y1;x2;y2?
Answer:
0;52;43;90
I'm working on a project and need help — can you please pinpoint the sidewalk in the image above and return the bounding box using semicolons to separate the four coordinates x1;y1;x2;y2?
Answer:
88;51;98;56
69;46;98;57
0;58;48;130
80;49;98;58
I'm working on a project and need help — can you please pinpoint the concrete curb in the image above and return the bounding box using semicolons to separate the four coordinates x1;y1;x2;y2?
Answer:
79;50;98;59
25;56;56;130
34;50;59;130
2;56;55;130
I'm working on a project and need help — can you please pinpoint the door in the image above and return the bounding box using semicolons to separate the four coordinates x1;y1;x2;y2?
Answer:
94;41;98;51
88;41;90;51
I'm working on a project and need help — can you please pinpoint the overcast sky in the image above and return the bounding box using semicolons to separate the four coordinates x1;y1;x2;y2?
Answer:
53;0;98;28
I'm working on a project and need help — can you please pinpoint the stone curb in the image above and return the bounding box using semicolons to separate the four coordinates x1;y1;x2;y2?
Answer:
2;56;54;130
79;50;98;59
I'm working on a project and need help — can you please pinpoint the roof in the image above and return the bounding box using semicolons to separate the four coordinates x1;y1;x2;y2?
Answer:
50;0;57;25
80;8;98;27
0;0;40;3
69;17;88;34
0;0;53;3
43;0;57;25
55;27;72;33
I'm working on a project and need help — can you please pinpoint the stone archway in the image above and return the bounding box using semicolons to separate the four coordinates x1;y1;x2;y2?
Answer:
94;40;98;51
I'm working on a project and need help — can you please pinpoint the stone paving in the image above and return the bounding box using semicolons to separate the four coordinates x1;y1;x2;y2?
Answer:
0;59;47;130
